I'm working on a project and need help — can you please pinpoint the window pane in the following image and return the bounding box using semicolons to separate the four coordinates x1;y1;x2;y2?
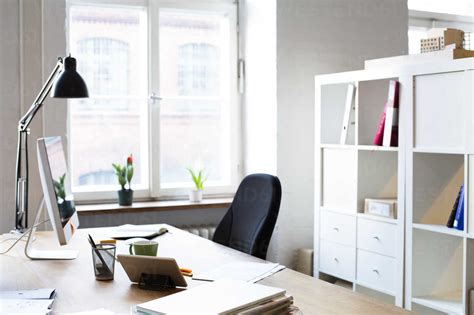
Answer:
159;10;232;186
68;5;148;191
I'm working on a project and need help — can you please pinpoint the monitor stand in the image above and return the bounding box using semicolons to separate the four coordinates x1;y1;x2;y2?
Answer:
24;197;78;260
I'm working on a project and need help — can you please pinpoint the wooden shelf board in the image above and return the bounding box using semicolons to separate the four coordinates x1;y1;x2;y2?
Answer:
356;213;398;225
413;147;465;155
357;145;399;152
412;291;463;314
76;198;232;215
412;223;466;238
320;143;356;150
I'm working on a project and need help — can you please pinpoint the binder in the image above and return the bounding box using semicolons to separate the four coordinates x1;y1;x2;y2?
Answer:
340;84;356;144
453;185;465;231
382;80;400;147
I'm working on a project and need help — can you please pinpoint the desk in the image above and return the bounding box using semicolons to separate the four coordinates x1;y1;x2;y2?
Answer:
0;225;408;313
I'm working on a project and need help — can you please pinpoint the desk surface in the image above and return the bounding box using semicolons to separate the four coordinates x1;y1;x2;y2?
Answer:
0;225;408;314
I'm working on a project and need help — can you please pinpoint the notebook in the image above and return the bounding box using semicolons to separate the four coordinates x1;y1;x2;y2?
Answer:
136;279;286;314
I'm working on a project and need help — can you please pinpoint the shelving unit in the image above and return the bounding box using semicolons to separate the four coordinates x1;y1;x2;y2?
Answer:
406;67;474;315
314;58;474;313
314;71;405;307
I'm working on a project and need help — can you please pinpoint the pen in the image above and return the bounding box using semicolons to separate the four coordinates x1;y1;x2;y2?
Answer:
88;234;113;275
180;268;193;277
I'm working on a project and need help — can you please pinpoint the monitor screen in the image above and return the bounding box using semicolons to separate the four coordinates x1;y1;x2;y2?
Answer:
44;137;76;227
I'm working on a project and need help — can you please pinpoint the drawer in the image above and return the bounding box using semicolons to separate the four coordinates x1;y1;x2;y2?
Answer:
319;240;355;281
357;217;396;257
356;249;396;295
320;211;356;246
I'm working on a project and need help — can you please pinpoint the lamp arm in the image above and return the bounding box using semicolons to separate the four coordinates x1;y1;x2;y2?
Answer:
18;58;63;131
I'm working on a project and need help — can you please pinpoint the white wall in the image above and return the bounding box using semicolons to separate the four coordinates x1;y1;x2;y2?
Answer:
240;0;277;176
274;0;408;267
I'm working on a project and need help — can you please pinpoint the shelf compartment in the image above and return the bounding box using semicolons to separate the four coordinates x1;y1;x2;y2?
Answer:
414;71;473;152
320;83;356;145
413;223;466;238
412;292;463;315
412;229;463;314
413;152;464;226
357;78;398;147
357;150;398;213
322;148;357;212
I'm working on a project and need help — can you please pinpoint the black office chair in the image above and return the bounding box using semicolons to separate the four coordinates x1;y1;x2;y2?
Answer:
213;174;282;260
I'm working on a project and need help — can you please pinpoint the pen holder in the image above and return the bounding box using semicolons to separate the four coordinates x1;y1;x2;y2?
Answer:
91;244;116;281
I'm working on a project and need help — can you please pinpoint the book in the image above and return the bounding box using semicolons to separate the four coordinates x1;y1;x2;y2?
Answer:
453;184;465;231
136;279;286;314
340;84;356;144
373;104;386;145
382;80;400;147
447;185;463;228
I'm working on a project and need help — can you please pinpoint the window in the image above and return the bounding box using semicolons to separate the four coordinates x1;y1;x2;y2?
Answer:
407;0;474;54
67;1;239;200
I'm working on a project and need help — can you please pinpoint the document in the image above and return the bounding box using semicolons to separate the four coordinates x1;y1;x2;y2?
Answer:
0;298;54;314
0;288;56;300
193;262;285;283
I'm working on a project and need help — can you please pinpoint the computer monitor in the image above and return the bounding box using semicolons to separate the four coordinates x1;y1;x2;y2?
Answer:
24;136;79;260
37;136;79;245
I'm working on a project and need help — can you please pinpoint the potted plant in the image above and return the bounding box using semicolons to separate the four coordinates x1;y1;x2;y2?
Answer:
53;173;75;220
112;154;134;206
186;167;206;202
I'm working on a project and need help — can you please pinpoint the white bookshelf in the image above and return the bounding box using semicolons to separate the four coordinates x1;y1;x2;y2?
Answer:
314;59;474;312
314;71;405;307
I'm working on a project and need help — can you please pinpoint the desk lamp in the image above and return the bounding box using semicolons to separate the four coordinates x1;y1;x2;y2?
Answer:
14;55;88;233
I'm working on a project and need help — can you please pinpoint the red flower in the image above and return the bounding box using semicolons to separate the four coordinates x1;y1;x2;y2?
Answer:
127;154;133;166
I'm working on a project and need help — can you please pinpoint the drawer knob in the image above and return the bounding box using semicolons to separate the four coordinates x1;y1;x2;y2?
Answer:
333;257;339;263
333;227;339;232
373;236;380;241
372;269;379;274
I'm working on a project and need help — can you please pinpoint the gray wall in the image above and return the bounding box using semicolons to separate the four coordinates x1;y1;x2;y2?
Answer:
0;0;21;233
274;0;408;267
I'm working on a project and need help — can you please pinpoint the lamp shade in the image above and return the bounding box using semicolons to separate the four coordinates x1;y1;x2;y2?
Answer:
51;56;89;98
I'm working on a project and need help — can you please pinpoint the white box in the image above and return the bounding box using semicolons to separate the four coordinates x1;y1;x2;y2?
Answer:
364;198;397;219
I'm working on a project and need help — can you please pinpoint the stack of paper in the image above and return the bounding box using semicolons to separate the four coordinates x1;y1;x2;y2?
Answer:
0;288;56;314
136;279;295;314
193;262;285;283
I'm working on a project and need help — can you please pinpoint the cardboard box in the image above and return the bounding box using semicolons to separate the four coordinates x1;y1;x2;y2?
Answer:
364;198;397;219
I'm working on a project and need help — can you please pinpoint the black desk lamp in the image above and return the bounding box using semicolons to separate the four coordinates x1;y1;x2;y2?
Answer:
15;55;88;232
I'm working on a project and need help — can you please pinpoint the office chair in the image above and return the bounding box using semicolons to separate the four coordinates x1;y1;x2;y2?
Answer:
213;174;282;260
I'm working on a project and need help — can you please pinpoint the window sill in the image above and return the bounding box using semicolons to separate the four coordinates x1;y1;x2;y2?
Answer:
76;197;232;216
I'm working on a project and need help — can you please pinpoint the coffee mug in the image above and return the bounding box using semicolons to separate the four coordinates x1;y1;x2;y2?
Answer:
129;240;158;256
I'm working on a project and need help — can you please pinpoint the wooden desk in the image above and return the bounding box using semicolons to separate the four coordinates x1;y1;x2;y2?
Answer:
0;225;408;313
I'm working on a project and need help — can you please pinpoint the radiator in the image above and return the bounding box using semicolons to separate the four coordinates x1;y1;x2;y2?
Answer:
180;224;217;240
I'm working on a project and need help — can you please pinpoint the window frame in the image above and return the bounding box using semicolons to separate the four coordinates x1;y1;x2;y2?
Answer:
149;0;241;199
66;0;241;202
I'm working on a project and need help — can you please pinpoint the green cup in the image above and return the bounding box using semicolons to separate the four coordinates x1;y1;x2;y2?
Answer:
129;240;158;256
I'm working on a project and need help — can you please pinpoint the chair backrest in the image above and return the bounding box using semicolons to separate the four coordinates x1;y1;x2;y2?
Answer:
212;174;282;260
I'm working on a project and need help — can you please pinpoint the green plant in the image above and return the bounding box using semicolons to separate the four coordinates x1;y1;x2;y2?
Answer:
53;173;66;200
113;154;134;190
186;167;206;190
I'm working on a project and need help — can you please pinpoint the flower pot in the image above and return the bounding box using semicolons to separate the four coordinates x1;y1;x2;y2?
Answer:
118;189;134;206
188;189;203;202
58;199;76;222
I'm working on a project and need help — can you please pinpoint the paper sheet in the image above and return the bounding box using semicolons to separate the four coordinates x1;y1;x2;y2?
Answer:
0;288;56;300
193;262;285;283
0;299;54;314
